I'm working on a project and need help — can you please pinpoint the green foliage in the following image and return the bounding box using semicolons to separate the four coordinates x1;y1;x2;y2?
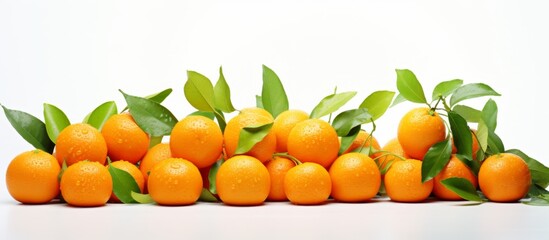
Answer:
338;126;361;155
449;83;500;107
199;188;219;202
43;103;70;143
214;67;236;113
131;192;155;204
120;90;177;136
396;69;427;104
122;88;173;112
310;91;356;119
359;90;395;121
448;111;473;161
235;122;274;154
441;177;485;202
2;105;55;153
332;108;372;136
185;71;216;112
421;138;452;182
85;101;117;131
108;161;141;204
208;159;223;195
262;65;289;118
432;79;463;100
452;105;481;123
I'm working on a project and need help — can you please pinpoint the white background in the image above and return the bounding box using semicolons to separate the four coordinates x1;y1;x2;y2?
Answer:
1;0;549;239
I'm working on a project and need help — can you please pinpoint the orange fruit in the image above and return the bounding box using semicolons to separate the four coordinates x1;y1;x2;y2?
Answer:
478;153;531;202
452;129;480;159
284;162;332;205
147;158;203;205
240;107;274;120
56;123;108;166
329;153;381;202
287;119;339;168
60;161;113;207
384;159;433;202
170;116;223;169
6;150;60;204
265;156;296;201
224;113;276;163
140;143;171;188
376;138;410;171
101;113;150;164
108;160;145;202
216;155;270;206
397;107;446;160
342;130;381;155
433;155;478;200
272;110;309;153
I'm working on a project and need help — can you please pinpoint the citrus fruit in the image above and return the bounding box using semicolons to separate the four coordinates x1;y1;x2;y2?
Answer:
478;153;531;202
56;123;108;166
342;130;381;155
216;155;270;206
329;153;381;202
433;155;478;200
224;113;276;163
384;159;433;202
147;158;203;206
139;143;172;187
284;162;332;205
287;119;339;168
108;160;145;203
397;107;446;160
272;110;309;153
170;115;223;169
265;156;296;201
240;107;274;120
60;161;113;207
101;113;150;164
6;150;61;204
376;138;409;171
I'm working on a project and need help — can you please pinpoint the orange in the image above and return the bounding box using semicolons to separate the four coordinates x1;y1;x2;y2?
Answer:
139;143;171;188
452;129;480;159
384;159;433;202
287;119;339;168
170;115;223;169
272;110;309;153
224;113;276;163
108;160;145;202
376;138;410;171
60;161;113;207
329;153;381;202
342;130;381;155
240;107;274;120
147;158;203;206
433;155;478;200
216;155;270;206
265;156;296;201
6;150;60;204
284;162;332;205
101;113;150;164
56;123;108;166
478;153;531;202
397;107;446;160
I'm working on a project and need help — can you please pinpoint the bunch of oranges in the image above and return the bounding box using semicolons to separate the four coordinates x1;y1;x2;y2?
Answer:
5;106;533;207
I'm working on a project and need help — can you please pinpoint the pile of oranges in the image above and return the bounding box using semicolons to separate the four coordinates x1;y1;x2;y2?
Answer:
5;106;533;207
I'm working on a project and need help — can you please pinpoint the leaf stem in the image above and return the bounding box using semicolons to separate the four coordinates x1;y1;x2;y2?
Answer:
272;152;302;165
327;86;338;124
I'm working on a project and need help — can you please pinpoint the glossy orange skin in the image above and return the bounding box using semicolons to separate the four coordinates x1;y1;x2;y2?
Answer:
284;162;332;205
329;153;381;202
240;107;274;121
108;160;145;203
287;119;339;168
139;143;172;189
101;114;150;164
272;110;309;153
342;131;381;156
56;123;108;166
433;155;478;200
60;161;113;207
479;153;531;202
6;150;61;204
224;113;276;163
148;158;203;206
376;138;410;172
398;107;446;160
216;155;270;206
385;159;433;202
265;157;296;201
170;116;223;169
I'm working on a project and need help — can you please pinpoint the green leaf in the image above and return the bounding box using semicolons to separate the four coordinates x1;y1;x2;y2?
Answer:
522;196;549;206
310;91;357;119
332;108;372;136
122;88;173;112
131;191;155;204
86;101;117;131
441;177;484;202
189;111;215;120
390;94;406;108
120;90;177;136
449;83;501;107
184;71;215;112
199;188;218;202
58;159;68;182
108;162;141;204
2;105;55;153
208;159;223;194
214;110;227;133
338;126;361;155
262;65;289;118
149;136;163;149
432;79;463;100
527;184;549;198
452;105;481;123
481;99;498;131
235;122;274;154
448;111;473;161
255;95;264;108
213;67;236;113
421;138;452;182
506;149;549;188
477;119;489;152
395;69;427;104
43;103;71;144
358;90;395;121
487;131;505;154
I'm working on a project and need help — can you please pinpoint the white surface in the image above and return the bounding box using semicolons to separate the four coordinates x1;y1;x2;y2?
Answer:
1;0;549;239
